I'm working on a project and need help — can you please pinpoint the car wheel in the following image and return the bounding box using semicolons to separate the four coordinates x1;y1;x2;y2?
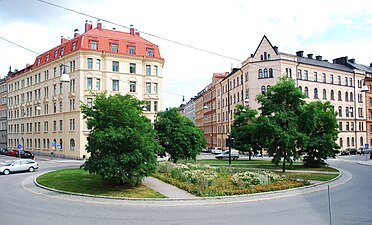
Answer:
233;157;238;160
28;167;35;172
3;169;10;175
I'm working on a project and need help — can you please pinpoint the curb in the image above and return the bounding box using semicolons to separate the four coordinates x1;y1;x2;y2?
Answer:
32;167;345;202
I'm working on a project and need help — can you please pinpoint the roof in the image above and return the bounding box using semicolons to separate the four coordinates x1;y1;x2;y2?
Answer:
297;57;354;73
8;22;163;79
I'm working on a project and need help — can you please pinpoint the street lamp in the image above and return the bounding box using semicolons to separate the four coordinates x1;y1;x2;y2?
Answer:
226;133;234;166
60;64;70;82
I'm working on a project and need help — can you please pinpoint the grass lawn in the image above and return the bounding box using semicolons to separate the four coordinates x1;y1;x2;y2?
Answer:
282;172;339;182
36;168;165;198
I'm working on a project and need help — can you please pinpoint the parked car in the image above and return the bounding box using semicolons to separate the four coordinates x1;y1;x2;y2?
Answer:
211;147;223;154
20;151;35;159
348;148;358;155
215;150;239;160
0;159;38;175
0;148;9;155
5;150;17;157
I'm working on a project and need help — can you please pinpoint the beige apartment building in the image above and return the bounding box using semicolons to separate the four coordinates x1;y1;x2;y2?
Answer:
196;35;372;151
6;21;164;159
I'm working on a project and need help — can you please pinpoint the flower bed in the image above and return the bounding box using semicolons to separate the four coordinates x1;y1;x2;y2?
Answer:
154;161;306;197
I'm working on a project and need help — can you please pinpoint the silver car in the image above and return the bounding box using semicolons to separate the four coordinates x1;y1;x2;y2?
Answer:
0;159;38;175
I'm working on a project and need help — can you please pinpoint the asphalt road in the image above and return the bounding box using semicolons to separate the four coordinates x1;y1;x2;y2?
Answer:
0;155;371;225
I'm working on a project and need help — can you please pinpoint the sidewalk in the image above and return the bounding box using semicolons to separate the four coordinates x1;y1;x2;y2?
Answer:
143;177;196;198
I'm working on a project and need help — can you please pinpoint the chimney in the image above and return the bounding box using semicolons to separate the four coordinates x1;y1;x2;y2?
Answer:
316;55;322;61
97;20;102;30
323;59;328;62
129;24;135;35
135;31;140;36
333;57;348;65
296;51;304;57
307;54;313;59
85;20;93;32
61;36;68;44
348;58;355;64
74;29;80;38
273;46;278;54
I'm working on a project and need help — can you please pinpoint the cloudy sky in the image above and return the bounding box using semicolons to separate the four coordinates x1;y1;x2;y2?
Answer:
1;0;372;109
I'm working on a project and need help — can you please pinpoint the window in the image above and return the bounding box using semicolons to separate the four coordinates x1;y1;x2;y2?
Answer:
338;106;342;117
322;73;326;83
111;43;118;52
146;65;151;75
350;92;353;102
330;74;334;84
330;90;335;100
154;83;158;94
128;46;135;54
338;91;342;101
144;101;151;111
154;65;158;75
346;107;349;117
59;120;63;131
349;78;353;87
72;42;77;51
60;101;63;112
96;59;101;70
87;98;93;108
345;92;349;101
261;86;266;94
154;101;158;112
60;47;64;55
87;58;93;69
129;63;136;73
264;68;268;78
70;139;75;151
303;70;308;80
269;68;273;78
130;81;136;92
258;69;263;78
69;119;75;131
45;54;49;62
60;83;63;94
146;82;151;94
87;78;92;90
314;88;318;99
147;48;154;57
339;137;343;147
96;78;101;90
112;80;119;92
345;77;348;86
304;87;309;97
90;40;97;50
297;69;302;80
314;72;317;82
54;50;58;58
53;120;57;131
53;102;56;113
322;89;327;99
112;61;119;72
338;76;341;85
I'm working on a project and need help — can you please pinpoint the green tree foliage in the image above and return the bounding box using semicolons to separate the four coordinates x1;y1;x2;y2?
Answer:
232;105;259;160
154;108;206;163
299;101;340;167
255;77;307;172
81;93;160;186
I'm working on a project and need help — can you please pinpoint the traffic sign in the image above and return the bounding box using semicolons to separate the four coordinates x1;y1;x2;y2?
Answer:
17;144;22;149
52;141;56;147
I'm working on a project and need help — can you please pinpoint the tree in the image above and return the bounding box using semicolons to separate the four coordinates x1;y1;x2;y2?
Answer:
154;108;206;163
299;101;340;167
231;105;259;160
81;93;161;186
255;76;307;172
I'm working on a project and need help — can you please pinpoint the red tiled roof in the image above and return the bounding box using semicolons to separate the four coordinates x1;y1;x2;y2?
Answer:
10;24;163;78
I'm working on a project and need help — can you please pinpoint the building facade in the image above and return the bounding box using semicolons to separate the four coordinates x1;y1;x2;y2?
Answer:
195;36;372;151
0;77;7;150
6;20;164;159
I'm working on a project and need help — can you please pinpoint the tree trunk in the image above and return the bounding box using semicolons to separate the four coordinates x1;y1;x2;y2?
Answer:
248;150;252;161
282;150;286;173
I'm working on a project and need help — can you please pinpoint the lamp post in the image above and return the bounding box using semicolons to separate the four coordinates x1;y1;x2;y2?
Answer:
226;133;234;166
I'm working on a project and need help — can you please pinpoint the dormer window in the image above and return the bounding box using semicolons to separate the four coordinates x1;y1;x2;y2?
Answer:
45;54;49;62
54;50;58;58
37;58;41;65
128;45;135;54
147;48;154;57
72;42;76;51
60;47;64;55
111;43;118;52
90;40;97;50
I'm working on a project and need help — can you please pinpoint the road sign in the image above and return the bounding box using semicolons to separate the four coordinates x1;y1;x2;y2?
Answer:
52;141;56;147
364;143;369;149
17;144;22;149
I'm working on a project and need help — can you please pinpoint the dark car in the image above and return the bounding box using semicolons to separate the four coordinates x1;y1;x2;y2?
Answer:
20;151;35;159
348;148;358;155
0;148;9;155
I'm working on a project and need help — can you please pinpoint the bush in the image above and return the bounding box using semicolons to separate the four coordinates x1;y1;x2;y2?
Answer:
231;170;283;188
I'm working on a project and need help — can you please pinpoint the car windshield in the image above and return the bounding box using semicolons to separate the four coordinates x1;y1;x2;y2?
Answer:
1;161;15;166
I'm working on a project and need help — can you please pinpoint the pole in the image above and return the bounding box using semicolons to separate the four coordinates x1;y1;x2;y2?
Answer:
328;185;332;225
228;134;231;166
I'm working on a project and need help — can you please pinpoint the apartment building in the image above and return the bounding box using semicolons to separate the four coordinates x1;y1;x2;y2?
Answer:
0;77;7;149
6;20;164;159
193;35;372;151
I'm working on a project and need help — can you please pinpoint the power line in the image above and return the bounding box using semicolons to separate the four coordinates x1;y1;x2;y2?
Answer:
35;0;242;62
0;36;39;55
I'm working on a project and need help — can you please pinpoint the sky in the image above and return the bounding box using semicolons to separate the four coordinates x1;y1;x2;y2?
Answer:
1;0;372;109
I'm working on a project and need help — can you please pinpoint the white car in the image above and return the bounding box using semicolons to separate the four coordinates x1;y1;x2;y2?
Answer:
211;147;223;154
0;159;38;175
215;150;240;160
